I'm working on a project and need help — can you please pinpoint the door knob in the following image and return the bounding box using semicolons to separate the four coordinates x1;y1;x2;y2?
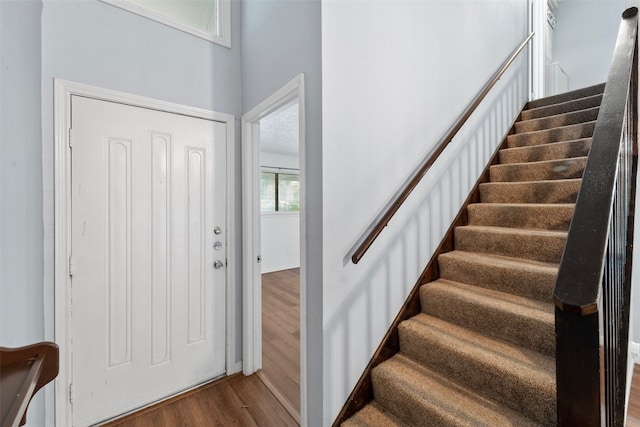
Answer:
214;260;224;269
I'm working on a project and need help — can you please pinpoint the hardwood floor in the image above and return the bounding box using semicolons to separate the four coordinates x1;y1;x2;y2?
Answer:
261;268;301;420
629;363;640;426
98;268;301;427
103;373;298;427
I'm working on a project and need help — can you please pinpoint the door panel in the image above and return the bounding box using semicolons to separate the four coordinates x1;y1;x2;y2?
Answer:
70;96;227;426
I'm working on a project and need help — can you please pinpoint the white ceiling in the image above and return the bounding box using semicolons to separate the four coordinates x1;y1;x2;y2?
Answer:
260;101;299;156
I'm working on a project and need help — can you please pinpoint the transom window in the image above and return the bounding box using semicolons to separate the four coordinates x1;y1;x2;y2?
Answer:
100;0;231;47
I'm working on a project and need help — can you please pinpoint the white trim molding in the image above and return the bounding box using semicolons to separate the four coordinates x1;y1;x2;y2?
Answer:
530;0;547;100
241;74;307;422
53;79;236;426
100;0;231;48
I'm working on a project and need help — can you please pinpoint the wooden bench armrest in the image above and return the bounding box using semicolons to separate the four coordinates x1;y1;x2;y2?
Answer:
0;342;59;427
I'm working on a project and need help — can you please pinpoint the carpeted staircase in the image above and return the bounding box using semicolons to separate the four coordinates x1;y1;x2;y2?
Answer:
342;83;606;427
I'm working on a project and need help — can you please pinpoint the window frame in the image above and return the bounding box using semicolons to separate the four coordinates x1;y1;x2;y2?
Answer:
100;0;231;48
260;168;300;214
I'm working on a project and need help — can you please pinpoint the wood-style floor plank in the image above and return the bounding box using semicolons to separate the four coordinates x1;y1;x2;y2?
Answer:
261;268;301;414
629;363;640;426
103;374;297;427
100;268;301;427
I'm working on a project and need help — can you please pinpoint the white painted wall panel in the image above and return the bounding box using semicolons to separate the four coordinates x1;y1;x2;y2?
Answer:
322;1;529;423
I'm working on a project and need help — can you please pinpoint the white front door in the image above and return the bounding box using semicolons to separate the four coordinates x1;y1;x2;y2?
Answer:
70;96;227;426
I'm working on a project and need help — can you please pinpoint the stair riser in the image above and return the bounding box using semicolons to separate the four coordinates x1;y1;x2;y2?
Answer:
420;285;555;356
398;324;556;424
371;373;460;427
479;180;581;204
515;107;599;133
526;83;604;109
490;157;586;182
467;204;574;231
521;94;603;121
438;253;557;302
454;227;566;263
506;121;595;148
342;402;404;427
499;138;591;164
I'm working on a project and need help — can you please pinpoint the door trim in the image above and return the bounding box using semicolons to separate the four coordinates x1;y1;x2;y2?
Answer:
241;74;307;421
53;79;237;427
530;0;547;100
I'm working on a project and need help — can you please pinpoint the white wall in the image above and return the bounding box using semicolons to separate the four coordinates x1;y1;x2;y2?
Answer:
554;0;625;91
0;2;45;426
322;0;529;423
241;1;323;424
261;213;300;273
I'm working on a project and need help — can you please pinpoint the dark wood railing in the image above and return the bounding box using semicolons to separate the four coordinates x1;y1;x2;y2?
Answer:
554;7;638;426
348;32;534;264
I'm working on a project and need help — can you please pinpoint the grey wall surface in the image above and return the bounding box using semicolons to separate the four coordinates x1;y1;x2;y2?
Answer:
0;2;45;425
554;0;625;90
240;1;323;424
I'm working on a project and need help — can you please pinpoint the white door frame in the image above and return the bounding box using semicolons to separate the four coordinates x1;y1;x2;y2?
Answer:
53;79;237;427
241;74;307;418
530;0;549;100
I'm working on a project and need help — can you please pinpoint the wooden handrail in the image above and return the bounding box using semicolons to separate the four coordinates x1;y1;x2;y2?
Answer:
553;7;638;314
553;7;638;426
349;32;535;264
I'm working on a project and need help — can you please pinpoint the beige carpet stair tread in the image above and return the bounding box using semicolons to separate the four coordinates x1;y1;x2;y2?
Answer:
490;156;586;182
499;138;592;164
520;93;603;121
420;279;554;356
342;402;408;427
371;355;543;427
479;178;582;203
437;250;557;302
525;82;604;109
506;121;595;148
515;106;599;133
399;314;556;424
467;202;574;231
454;225;567;263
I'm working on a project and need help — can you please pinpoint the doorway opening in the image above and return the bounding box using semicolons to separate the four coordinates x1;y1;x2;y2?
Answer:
242;74;306;424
